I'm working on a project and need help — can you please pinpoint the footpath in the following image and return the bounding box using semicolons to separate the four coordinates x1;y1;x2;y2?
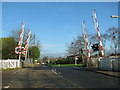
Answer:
83;67;120;78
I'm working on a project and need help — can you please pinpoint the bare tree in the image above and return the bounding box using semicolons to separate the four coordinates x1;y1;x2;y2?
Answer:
105;27;120;54
10;28;40;47
66;35;85;56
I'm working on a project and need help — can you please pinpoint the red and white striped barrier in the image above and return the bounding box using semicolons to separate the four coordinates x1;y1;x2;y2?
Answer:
92;10;104;58
18;22;25;47
15;22;25;55
24;30;31;59
82;21;91;60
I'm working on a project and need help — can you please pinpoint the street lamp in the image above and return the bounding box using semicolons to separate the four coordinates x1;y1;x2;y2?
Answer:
111;15;119;57
111;15;120;18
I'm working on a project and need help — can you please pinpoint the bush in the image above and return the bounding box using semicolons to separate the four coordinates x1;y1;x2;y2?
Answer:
56;58;69;64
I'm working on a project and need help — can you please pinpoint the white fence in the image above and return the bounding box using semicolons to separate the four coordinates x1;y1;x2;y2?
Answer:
0;59;20;69
99;57;120;71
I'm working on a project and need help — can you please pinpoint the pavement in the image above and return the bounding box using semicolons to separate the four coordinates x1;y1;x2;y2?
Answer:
81;67;120;78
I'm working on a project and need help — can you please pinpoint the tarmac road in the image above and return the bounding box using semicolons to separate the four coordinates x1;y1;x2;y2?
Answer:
2;65;80;88
53;66;119;88
2;65;120;89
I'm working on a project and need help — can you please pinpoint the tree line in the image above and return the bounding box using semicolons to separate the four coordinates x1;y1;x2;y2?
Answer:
0;28;40;61
66;27;120;57
39;27;120;65
40;54;85;65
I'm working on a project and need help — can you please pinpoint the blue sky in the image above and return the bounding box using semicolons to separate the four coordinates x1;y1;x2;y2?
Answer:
2;2;118;57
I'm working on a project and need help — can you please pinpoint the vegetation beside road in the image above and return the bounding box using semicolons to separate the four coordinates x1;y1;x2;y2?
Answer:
0;29;40;62
1;67;21;72
47;63;85;67
23;64;35;68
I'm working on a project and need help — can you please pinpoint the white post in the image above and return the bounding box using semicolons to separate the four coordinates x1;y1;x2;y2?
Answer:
75;57;78;65
18;54;21;67
48;59;50;63
75;59;77;65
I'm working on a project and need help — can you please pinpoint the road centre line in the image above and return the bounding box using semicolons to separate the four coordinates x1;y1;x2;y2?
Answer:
51;68;82;88
52;69;58;75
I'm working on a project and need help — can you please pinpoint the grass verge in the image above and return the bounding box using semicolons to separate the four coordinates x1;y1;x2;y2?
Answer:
48;64;85;67
1;67;21;72
23;64;35;67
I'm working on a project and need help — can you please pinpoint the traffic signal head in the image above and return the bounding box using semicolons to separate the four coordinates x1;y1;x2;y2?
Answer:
91;43;99;51
22;57;25;60
81;49;83;54
79;49;83;54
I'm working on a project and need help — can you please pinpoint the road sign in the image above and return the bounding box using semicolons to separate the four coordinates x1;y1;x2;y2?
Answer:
15;46;26;54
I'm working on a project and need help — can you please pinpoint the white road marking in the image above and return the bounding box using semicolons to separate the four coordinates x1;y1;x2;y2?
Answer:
51;68;82;88
13;70;21;74
52;69;61;74
4;70;20;88
58;72;61;74
4;80;14;88
4;86;9;88
52;69;58;75
76;67;80;70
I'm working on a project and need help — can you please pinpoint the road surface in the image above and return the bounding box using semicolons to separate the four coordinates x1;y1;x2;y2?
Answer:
2;65;119;89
